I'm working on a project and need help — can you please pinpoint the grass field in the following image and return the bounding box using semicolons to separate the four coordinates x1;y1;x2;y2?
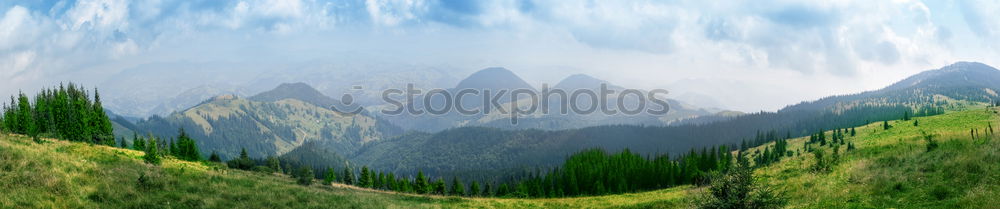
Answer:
2;107;998;208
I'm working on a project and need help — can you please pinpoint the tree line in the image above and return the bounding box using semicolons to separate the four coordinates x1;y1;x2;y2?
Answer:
1;83;113;144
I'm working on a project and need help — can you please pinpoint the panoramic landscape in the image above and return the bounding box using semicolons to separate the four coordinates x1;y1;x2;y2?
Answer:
2;1;1000;208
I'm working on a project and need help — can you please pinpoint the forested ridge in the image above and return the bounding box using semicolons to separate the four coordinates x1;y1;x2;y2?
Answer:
1;83;114;144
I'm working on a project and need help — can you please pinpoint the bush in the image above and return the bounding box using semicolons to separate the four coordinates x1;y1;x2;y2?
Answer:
923;132;939;152
296;166;314;186
698;153;785;209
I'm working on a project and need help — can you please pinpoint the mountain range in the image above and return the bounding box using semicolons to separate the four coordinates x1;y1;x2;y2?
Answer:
111;62;1000;179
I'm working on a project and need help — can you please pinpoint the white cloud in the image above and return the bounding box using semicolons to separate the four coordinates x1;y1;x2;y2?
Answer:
0;6;37;51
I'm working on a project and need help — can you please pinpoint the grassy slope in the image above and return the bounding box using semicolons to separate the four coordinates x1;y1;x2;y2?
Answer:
2;107;998;208
750;106;1000;208
0;134;689;208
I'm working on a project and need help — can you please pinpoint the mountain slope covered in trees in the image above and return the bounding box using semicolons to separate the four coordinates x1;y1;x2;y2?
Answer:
352;62;1000;178
127;84;403;160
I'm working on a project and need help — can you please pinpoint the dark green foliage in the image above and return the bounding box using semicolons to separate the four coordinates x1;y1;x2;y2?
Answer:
811;149;831;173
359;166;373;188
903;111;911;121
433;178;446;195
698;152;785;209
119;137;128;149
173;128;201;161
478;146;734;198
375;172;385;189
296;166;314;186
415;171;429;194
266;156;282;174
450;177;465;196
754;138;789;167
323;168;336;185
884;121;892;130
342;167;355;185
1;84;114;144
469;181;481;196
914;120;919;126
143;137;161;165
132;133;145;151
923;132;939;152
850;128;856;137
208;151;221;162
227;148;254;170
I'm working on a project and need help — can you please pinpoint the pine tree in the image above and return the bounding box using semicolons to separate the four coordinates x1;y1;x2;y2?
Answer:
913;120;919;127
376;172;386;189
208;151;221;162
132;133;145;151
324;168;337;184
266;156;282;173
359;166;373;188
342;167;355;185
119;136;129;148
484;182;494;197
450;177;465;196
227;147;254;170
296;166;314;185
91;89;113;145
903;111;910;121
470;181;481;196
883;121;891;130
415;171;429;194
433;178;447;195
174;128;201;161
144;137;161;165
850;127;856;137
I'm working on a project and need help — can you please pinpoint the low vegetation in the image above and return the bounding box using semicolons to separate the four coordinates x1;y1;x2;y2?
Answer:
1;105;998;208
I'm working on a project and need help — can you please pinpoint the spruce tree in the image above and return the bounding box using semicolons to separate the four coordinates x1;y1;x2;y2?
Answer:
342;167;355;185
484;182;494;197
434;178;447;195
297;166;314;186
132;133;145;151
324;168;337;184
266;156;282;173
119;136;128;148
208;151;221;162
470;181;481;196
144;137;161;165
450;177;465;196
415;171;429;194
359;166;373;188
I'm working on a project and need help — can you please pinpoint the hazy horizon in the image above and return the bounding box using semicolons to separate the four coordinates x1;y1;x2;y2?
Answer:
3;0;1000;112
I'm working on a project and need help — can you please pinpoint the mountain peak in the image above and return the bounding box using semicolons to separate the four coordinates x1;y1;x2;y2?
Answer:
454;67;534;90
250;82;339;108
884;62;1000;91
554;74;623;90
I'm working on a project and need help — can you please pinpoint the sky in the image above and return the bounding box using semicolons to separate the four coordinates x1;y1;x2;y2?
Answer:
1;0;999;112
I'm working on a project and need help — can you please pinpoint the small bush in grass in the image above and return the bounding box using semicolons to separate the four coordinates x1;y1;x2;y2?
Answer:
922;132;939;152
698;153;785;209
296;166;314;186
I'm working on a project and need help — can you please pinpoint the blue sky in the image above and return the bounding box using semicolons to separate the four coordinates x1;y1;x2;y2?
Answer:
1;0;999;111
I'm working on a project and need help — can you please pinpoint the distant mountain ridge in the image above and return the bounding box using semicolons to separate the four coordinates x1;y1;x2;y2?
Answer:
352;62;1000;178
124;83;403;160
382;68;724;132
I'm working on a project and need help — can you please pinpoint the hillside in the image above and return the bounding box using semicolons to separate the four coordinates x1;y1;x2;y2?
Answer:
381;69;721;132
354;62;1000;178
3;106;998;208
0;133;690;208
131;94;402;160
